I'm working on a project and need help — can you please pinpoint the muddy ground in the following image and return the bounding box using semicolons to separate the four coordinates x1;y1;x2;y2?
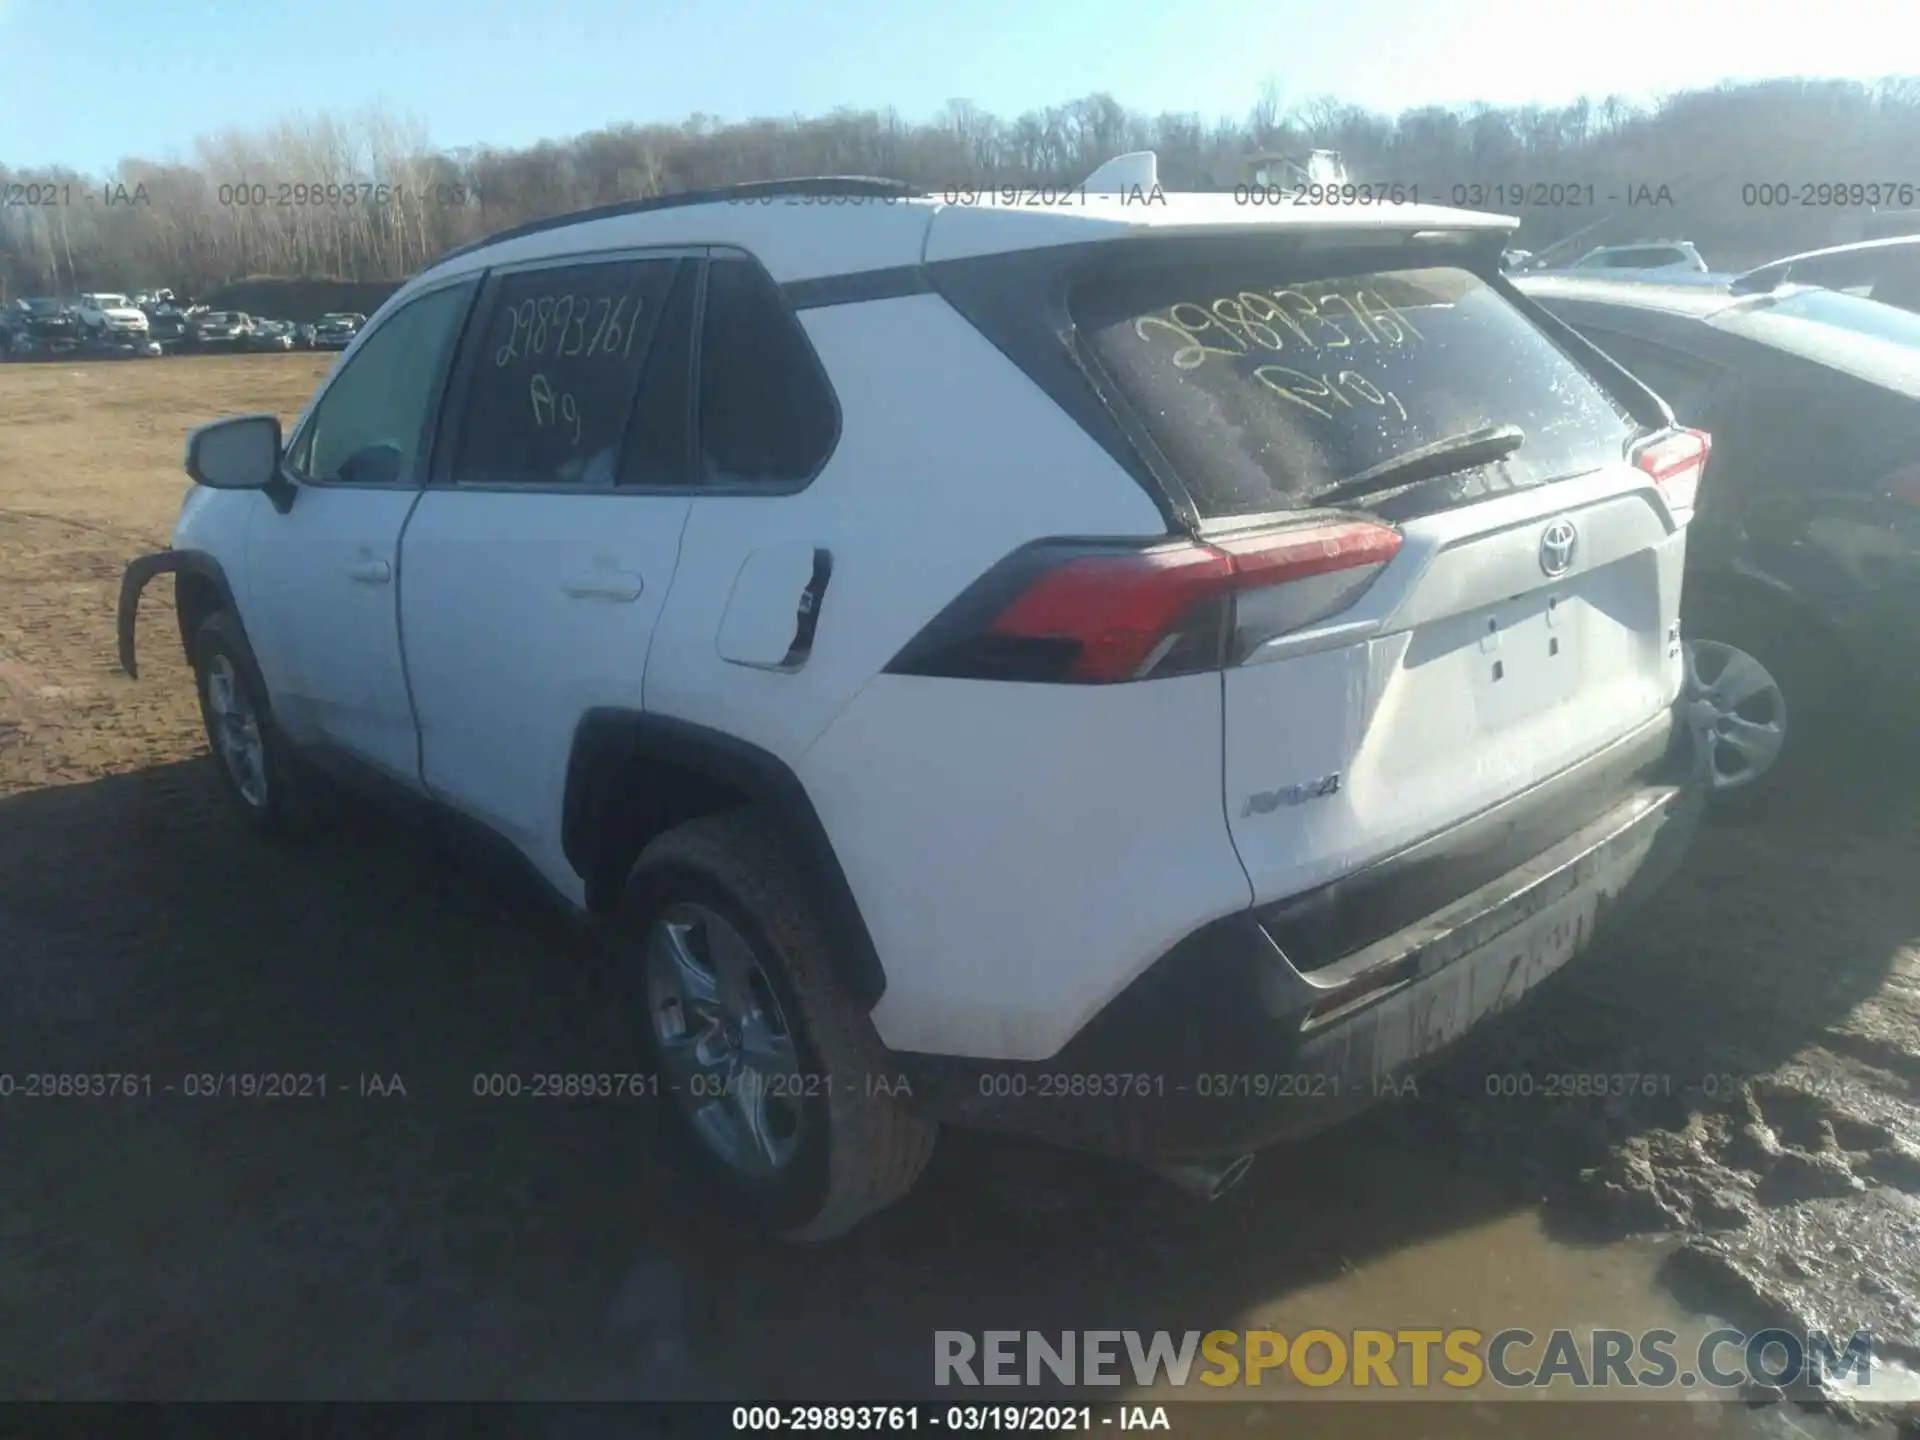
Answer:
1;355;1917;1430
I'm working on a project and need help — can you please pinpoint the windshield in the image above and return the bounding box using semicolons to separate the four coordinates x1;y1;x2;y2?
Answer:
1072;259;1635;519
93;294;130;308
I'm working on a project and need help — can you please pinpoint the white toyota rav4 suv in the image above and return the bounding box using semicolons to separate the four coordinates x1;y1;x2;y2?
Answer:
119;156;1707;1239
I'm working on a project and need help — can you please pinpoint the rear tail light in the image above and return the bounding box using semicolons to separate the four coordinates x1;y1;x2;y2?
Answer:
1632;427;1711;519
886;520;1402;684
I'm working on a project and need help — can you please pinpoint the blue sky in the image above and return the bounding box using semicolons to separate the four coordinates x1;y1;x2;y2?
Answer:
0;0;1908;173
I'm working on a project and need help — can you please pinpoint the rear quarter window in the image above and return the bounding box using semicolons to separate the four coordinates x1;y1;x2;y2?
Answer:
1072;261;1635;519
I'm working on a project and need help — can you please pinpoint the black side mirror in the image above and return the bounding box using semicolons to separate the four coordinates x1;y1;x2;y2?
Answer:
185;413;282;490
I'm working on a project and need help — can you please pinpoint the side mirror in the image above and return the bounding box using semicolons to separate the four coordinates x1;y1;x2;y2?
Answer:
185;413;282;490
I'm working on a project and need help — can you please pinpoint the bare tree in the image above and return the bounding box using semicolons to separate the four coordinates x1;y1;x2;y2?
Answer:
7;76;1920;297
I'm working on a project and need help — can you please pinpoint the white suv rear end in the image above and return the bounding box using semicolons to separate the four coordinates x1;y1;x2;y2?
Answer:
121;173;1706;1237
860;210;1707;1168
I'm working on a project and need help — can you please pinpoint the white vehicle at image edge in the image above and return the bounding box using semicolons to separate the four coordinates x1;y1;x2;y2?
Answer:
1551;242;1717;284
118;152;1708;1239
77;291;152;335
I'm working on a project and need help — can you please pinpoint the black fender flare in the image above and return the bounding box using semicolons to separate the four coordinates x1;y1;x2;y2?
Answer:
562;710;888;1007
117;549;237;679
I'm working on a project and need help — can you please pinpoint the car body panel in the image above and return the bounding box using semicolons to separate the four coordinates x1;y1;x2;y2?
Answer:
1521;276;1920;700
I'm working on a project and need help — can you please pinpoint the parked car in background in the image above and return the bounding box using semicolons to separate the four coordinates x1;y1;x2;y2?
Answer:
310;312;364;350
148;310;194;352
77;292;152;338
88;329;164;359
119;162;1706;1238
8;298;83;358
1729;234;1920;314
1552;242;1713;283
191;311;254;350
248;319;297;352
292;322;317;349
1518;274;1920;812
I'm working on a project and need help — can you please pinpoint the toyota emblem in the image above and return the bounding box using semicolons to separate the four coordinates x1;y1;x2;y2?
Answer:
1539;519;1578;577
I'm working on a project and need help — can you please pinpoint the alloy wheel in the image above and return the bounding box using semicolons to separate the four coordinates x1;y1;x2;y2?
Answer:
1683;639;1787;793
644;902;805;1177
203;653;269;809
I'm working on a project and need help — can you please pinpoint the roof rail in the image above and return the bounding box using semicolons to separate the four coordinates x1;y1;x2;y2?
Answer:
434;175;927;265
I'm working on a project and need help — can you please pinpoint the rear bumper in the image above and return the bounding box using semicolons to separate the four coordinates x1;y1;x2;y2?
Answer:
898;711;1702;1161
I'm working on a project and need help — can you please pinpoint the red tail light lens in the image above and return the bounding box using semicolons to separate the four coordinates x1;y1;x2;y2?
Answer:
983;546;1234;682
1632;427;1711;518
888;521;1402;684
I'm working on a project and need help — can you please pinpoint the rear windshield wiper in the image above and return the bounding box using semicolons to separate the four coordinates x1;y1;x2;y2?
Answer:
1306;424;1527;509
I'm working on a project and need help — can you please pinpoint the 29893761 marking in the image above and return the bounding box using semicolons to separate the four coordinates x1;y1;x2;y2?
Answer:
0;1072;154;1098
471;1072;661;1098
975;1071;1165;1098
731;1406;941;1431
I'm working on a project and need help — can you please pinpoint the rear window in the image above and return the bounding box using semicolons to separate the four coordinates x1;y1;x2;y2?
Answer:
1073;261;1636;519
1602;249;1685;268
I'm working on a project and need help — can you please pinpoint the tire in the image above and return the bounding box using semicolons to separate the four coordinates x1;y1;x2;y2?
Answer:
620;810;935;1241
190;610;316;836
1682;584;1849;821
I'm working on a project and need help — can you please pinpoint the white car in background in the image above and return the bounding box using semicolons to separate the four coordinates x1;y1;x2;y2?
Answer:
77;292;152;337
1557;243;1713;283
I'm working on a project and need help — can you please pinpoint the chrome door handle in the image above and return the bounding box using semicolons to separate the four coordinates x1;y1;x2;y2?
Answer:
347;559;392;584
562;569;644;602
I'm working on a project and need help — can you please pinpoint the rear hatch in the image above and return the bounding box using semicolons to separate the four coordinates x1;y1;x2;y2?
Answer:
897;213;1703;971
1066;247;1697;926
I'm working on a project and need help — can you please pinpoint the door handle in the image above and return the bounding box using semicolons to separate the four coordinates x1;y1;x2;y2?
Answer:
346;558;392;584
562;569;644;602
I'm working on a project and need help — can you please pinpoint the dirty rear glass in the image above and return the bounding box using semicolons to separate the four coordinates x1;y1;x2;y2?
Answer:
1072;261;1636;519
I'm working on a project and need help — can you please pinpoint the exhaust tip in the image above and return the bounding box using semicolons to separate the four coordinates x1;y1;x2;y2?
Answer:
1153;1153;1256;1201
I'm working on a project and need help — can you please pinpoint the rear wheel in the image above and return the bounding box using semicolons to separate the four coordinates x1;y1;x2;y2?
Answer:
1681;586;1848;819
621;810;935;1241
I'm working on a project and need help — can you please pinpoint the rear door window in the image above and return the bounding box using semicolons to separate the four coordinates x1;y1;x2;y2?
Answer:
1715;372;1920;498
452;257;683;488
1073;260;1636;520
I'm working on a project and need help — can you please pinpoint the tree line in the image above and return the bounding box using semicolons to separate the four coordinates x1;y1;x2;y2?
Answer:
3;76;1918;300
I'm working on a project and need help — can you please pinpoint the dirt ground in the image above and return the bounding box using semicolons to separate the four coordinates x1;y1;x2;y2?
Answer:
1;355;1917;1429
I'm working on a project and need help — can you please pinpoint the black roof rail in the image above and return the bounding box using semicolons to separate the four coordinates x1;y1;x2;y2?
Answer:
434;175;927;265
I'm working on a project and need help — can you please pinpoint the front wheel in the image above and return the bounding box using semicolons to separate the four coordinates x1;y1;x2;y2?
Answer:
1681;586;1848;820
191;610;314;835
620;811;935;1241
1683;638;1788;814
